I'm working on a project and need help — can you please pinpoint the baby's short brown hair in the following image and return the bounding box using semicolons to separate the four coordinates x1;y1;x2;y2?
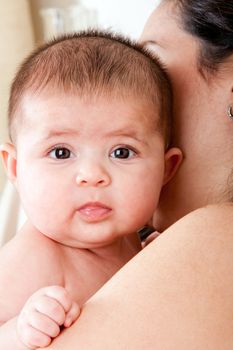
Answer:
8;30;172;146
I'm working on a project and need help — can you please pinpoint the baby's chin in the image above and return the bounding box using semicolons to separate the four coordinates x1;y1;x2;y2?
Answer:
39;226;126;250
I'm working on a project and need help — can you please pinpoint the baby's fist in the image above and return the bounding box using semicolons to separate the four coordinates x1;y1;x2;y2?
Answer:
17;285;80;349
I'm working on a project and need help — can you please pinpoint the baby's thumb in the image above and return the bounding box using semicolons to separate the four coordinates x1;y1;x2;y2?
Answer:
64;302;81;327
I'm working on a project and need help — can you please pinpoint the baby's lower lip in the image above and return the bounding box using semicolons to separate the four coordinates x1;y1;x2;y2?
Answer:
77;203;112;222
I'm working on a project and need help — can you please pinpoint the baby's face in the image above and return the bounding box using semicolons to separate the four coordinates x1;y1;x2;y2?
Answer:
14;91;167;248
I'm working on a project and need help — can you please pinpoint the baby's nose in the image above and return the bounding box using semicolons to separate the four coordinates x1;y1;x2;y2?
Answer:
75;164;111;187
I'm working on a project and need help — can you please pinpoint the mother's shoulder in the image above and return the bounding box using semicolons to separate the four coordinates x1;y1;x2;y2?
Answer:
150;202;233;283
165;202;233;241
183;202;233;221
132;204;233;348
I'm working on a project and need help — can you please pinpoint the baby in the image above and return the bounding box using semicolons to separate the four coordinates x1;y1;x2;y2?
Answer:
0;30;182;349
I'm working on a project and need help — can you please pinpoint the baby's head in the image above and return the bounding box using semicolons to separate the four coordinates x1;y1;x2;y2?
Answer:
1;31;182;248
8;30;172;147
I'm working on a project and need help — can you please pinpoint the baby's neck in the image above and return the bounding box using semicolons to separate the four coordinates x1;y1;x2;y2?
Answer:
19;220;141;305
89;232;141;260
59;232;141;304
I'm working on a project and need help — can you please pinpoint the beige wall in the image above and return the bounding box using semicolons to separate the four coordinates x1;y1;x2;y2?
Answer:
0;0;35;191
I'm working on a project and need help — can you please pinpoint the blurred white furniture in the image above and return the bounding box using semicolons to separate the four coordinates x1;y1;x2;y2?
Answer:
0;181;26;247
39;0;98;40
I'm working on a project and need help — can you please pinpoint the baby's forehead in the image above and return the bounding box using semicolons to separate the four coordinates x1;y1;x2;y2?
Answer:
19;86;160;115
13;88;161;140
9;31;171;145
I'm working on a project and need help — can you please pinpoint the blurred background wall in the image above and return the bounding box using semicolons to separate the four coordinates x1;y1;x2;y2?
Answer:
0;0;34;191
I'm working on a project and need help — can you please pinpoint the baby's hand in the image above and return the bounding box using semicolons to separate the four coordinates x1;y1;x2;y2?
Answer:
17;285;80;349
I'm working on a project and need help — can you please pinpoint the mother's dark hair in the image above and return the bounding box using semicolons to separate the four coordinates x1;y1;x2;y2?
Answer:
170;0;233;71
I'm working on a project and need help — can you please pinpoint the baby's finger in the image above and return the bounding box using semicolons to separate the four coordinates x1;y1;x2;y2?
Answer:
17;323;52;349
34;295;66;326
43;286;73;313
27;309;61;338
64;302;81;327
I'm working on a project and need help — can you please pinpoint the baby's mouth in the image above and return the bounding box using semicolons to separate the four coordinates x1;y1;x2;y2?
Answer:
77;202;112;222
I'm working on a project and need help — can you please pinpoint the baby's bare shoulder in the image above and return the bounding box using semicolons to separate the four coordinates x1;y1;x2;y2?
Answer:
0;222;63;322
0;221;60;266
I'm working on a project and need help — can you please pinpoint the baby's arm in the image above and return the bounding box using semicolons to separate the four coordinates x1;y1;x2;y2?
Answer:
0;223;80;349
0;286;80;349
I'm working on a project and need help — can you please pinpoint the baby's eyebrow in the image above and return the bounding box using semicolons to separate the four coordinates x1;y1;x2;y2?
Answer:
43;128;80;140
105;128;147;144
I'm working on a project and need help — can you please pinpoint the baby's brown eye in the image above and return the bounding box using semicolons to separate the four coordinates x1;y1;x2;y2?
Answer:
50;147;71;159
110;147;136;159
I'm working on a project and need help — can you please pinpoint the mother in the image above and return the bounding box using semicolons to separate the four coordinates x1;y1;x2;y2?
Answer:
46;0;233;348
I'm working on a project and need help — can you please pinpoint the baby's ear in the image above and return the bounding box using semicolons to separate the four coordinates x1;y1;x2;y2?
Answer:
163;147;183;185
0;143;17;184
